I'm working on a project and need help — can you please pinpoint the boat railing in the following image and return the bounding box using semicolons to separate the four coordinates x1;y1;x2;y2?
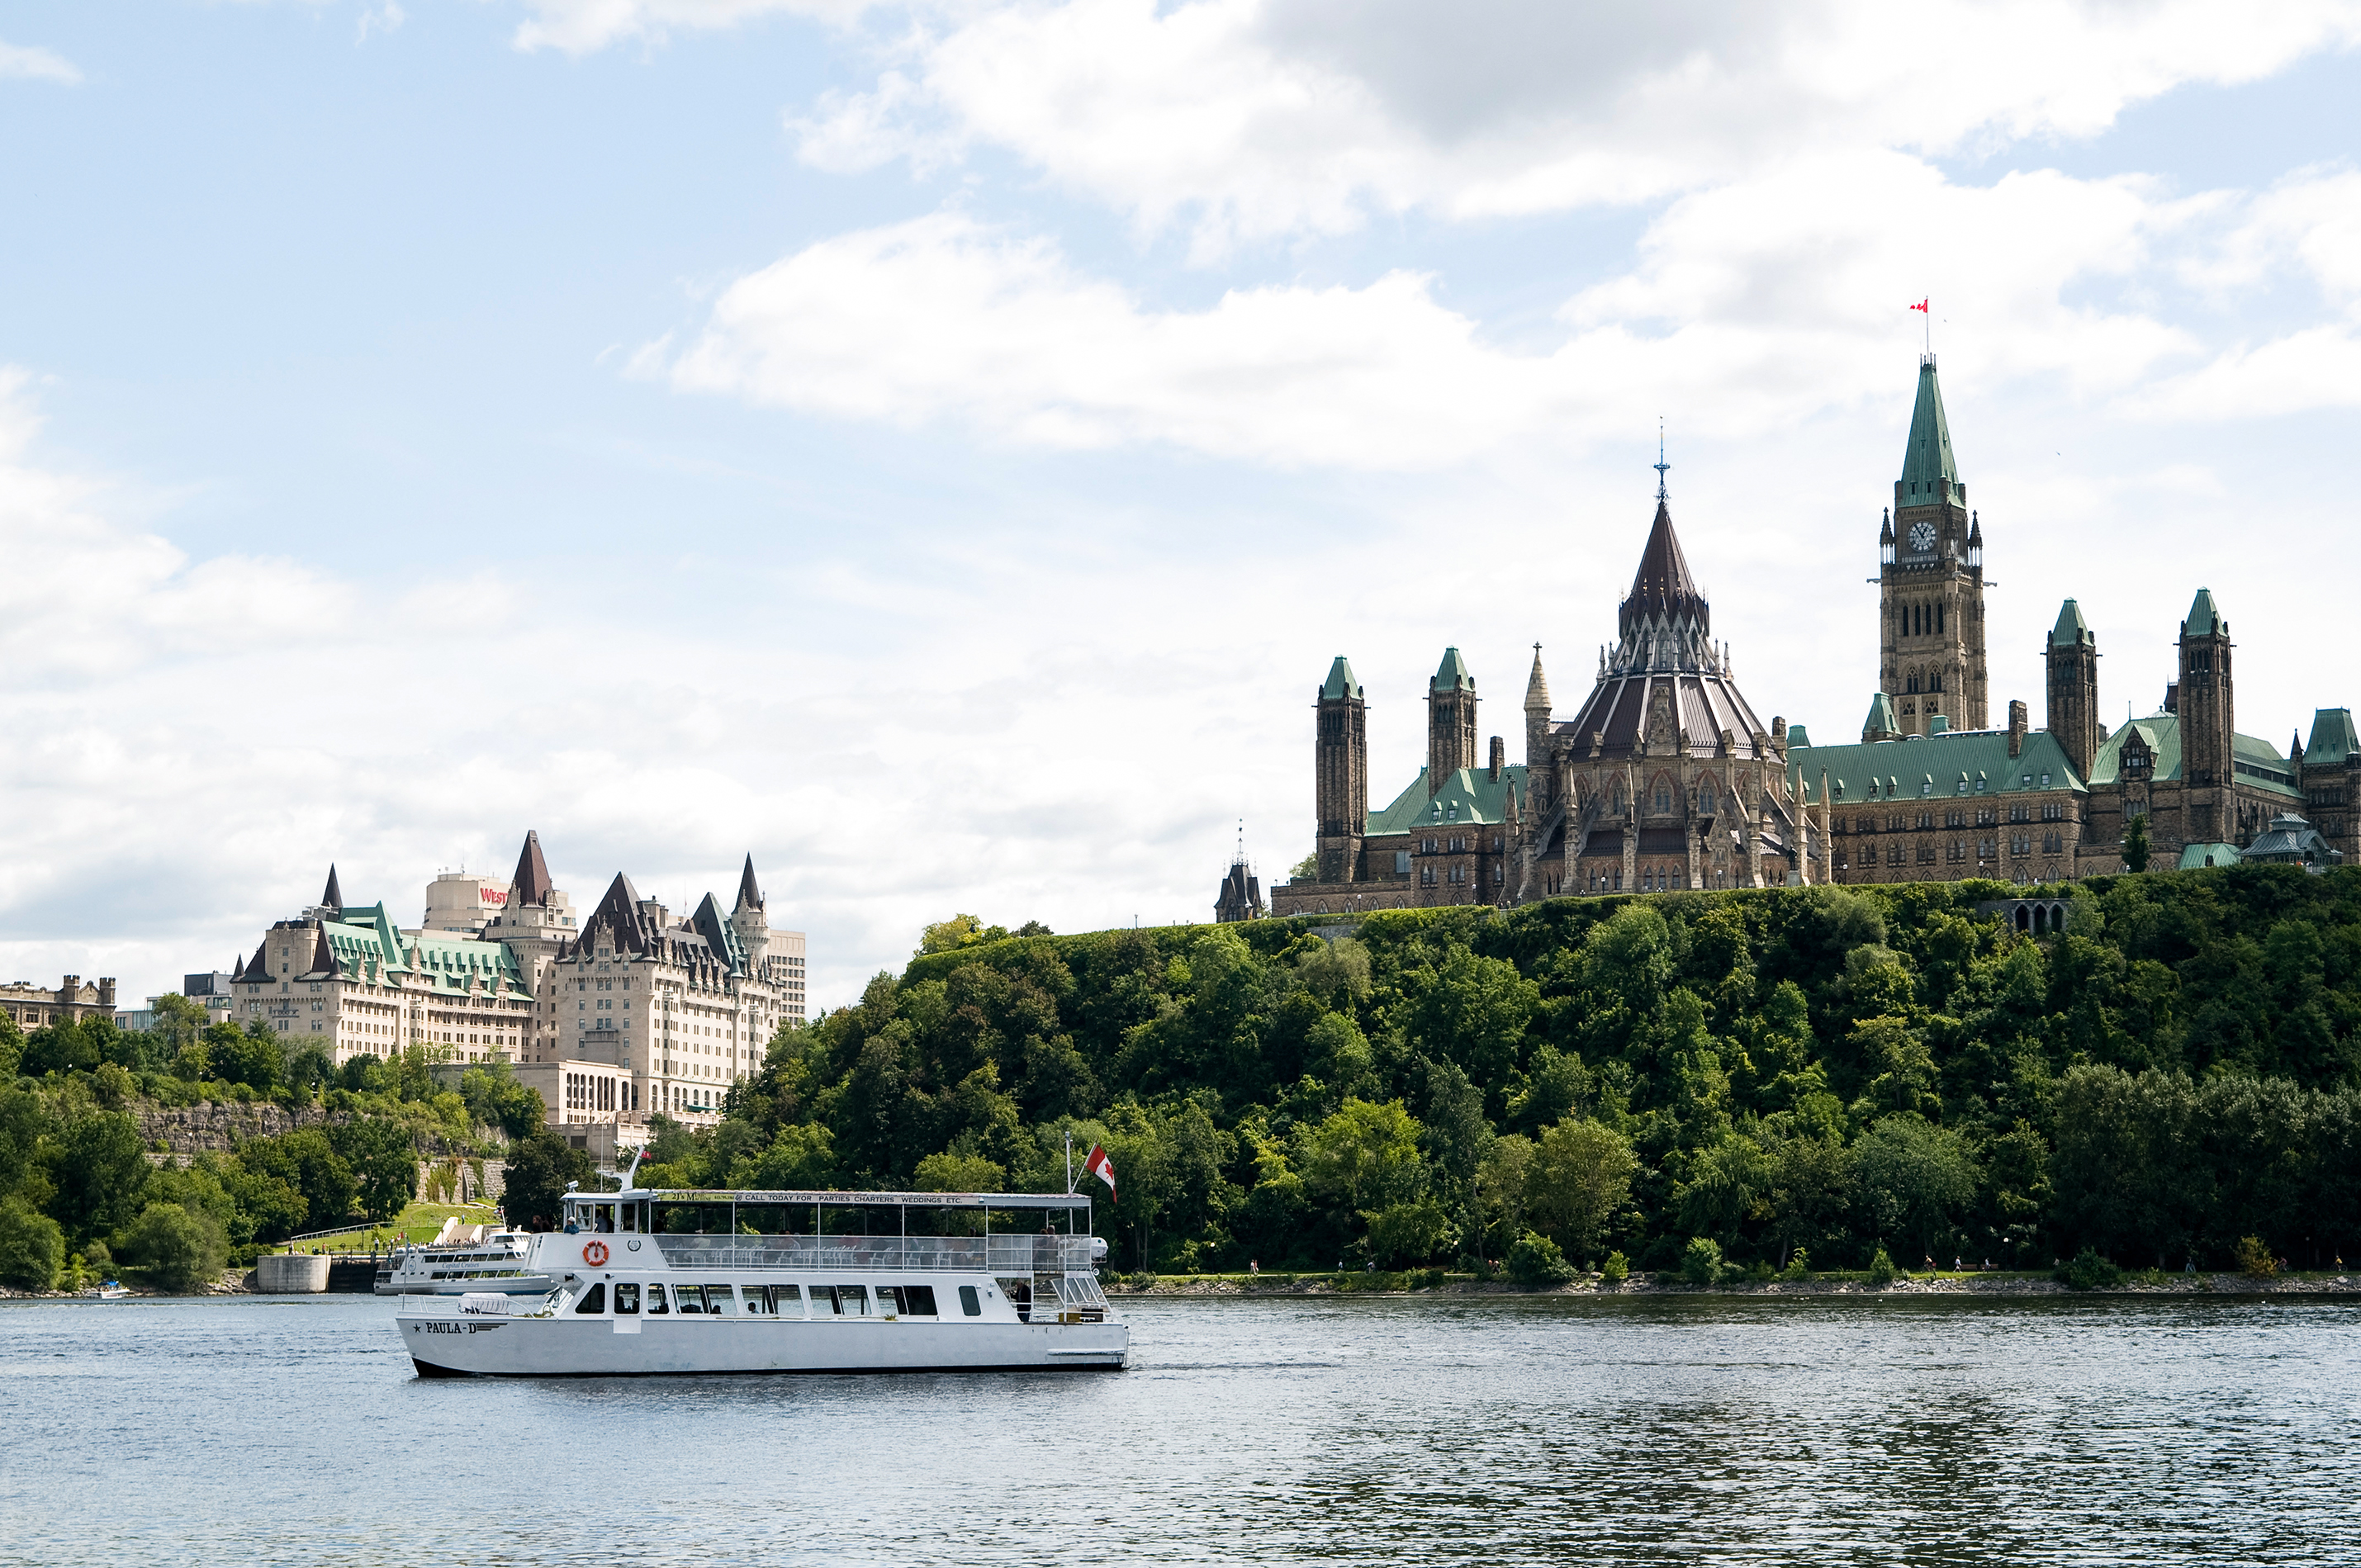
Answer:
650;1234;1093;1273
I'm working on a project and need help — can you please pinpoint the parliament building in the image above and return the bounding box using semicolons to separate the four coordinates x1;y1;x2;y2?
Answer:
1266;356;2351;916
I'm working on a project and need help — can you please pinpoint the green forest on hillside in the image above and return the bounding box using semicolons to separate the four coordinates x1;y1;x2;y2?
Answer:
0;999;552;1292
649;867;2361;1281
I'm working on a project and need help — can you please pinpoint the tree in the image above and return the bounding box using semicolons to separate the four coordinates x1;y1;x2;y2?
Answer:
2123;812;2151;873
327;1118;417;1221
460;1066;547;1141
1528;1117;1638;1262
121;1201;228;1292
1300;1098;1426;1215
49;1111;150;1243
500;1129;595;1231
1288;852;1319;881
239;1129;358;1234
1854;1115;1979;1260
0;1196;64;1291
913;1149;1003;1193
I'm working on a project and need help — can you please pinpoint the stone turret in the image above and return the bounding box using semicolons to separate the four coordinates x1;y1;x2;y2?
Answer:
730;855;771;969
2046;599;2099;779
1315;656;1368;882
1428;647;1479;797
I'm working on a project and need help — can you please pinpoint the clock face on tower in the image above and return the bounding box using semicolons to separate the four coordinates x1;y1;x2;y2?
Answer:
1908;521;1937;553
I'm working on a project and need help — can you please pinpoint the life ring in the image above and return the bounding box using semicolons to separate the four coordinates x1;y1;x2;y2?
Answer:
582;1240;609;1266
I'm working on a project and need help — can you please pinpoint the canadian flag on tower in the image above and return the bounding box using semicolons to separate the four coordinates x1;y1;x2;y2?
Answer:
1083;1143;1117;1204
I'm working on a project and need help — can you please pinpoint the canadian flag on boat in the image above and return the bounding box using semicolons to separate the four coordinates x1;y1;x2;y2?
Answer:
1083;1143;1117;1204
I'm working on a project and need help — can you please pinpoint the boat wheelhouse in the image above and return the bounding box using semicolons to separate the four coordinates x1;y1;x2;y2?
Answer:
394;1187;1126;1377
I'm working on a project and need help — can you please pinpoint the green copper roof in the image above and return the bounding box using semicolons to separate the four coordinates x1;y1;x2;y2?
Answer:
1899;357;1960;505
1432;647;1474;694
1366;765;1528;834
2183;587;2221;637
2088;714;2181;786
2231;732;2300;796
1320;656;1362;701
1862;691;1899;736
1788;724;1811;748
1791;727;2084;805
2051;599;2091;647
2178;842;2243;870
2307;708;2359;766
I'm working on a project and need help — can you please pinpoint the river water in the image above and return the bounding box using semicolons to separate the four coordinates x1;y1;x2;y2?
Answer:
2;1291;2357;1565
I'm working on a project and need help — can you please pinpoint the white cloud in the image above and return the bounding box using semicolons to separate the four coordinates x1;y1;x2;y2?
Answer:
0;37;82;83
508;0;869;54
793;0;2361;253
657;152;2202;468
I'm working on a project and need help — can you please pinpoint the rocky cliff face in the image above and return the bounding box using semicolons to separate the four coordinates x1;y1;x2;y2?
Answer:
137;1100;332;1153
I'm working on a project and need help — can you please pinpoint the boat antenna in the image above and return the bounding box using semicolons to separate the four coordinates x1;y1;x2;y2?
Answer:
619;1144;647;1193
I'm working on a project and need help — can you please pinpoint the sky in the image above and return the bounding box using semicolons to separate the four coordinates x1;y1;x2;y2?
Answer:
2;1;2359;1013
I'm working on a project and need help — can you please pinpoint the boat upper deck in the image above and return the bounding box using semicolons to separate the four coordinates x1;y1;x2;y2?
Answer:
556;1188;1102;1276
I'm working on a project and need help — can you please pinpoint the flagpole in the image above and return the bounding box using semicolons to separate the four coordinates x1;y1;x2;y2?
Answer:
1064;1130;1074;1195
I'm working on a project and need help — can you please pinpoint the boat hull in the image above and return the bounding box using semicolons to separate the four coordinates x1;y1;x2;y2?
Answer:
401;1313;1129;1376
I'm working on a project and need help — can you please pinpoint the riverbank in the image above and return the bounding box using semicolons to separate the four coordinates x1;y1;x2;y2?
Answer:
1110;1269;2361;1298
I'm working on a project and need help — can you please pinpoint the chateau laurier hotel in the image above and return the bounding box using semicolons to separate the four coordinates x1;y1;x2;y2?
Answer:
1271;356;2353;917
227;833;806;1146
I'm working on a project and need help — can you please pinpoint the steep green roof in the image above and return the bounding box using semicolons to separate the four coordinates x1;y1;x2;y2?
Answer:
1320;656;1362;701
1899;357;1960;506
1366;765;1528;835
1862;691;1899;737
2178;842;2242;870
2306;708;2359;766
1431;647;1474;694
2183;587;2222;637
1791;727;2084;805
2088;714;2180;785
2051;599;2091;647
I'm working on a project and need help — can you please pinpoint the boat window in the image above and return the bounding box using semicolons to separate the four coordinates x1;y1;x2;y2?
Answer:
619;1204;638;1234
900;1285;939;1317
875;1286;903;1316
744;1286;773;1316
736;1204;790;1235
645;1284;670;1315
593;1204;617;1233
959;1286;980;1317
817;1285;867;1316
703;1284;737;1316
574;1283;606;1315
766;1285;803;1316
614;1283;640;1315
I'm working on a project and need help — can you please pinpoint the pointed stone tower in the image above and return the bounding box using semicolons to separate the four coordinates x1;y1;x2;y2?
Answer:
1426;647;1478;798
730;854;771;969
2046;599;2099;779
1523;645;1553;779
1879;355;1988;734
2178;590;2235;833
320;865;344;912
1315;656;1368;883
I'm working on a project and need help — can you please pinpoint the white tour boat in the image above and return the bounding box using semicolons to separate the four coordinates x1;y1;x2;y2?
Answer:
394;1184;1126;1377
372;1229;552;1296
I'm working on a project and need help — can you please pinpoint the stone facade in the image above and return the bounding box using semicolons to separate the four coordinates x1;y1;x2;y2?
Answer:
528;859;794;1132
1792;358;2354;886
2;974;116;1030
1275;353;2358;909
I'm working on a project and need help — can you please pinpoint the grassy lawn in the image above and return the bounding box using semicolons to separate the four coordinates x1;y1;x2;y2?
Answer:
277;1200;504;1253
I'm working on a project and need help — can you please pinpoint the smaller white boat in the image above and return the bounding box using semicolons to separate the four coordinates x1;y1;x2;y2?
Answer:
88;1281;130;1300
373;1231;553;1296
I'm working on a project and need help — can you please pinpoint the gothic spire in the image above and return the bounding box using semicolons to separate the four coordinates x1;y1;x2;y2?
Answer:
1524;644;1551;713
1899;356;1961;505
736;853;763;913
321;865;343;910
510;830;554;907
1622;493;1708;632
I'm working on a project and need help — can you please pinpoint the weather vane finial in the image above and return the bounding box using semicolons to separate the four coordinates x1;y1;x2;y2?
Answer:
1653;419;1670;501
